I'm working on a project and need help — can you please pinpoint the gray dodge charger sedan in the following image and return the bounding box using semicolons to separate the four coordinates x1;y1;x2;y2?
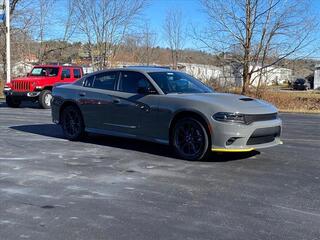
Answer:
51;67;282;161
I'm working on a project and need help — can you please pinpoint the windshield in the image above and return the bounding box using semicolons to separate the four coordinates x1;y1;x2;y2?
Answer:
31;67;59;77
148;71;213;94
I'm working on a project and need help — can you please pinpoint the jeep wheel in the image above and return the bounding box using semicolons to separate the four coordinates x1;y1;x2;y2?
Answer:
6;96;21;108
61;105;85;141
172;117;210;161
39;90;52;109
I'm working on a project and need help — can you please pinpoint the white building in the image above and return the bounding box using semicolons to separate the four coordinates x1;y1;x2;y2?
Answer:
179;63;222;80
178;63;242;87
250;65;292;86
314;64;320;89
0;61;34;78
12;61;34;77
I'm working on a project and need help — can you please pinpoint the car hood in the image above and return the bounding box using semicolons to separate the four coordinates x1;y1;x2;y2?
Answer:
167;92;278;114
12;76;47;82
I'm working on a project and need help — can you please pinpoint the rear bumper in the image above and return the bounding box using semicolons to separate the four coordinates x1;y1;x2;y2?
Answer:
3;89;40;98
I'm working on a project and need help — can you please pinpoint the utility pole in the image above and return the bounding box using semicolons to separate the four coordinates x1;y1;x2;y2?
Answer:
5;0;10;84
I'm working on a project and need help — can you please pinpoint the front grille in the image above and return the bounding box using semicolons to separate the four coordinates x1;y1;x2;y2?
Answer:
244;113;278;124
247;126;281;145
12;81;31;92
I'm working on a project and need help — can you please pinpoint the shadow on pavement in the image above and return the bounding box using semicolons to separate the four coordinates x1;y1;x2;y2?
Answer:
0;101;41;109
10;124;259;162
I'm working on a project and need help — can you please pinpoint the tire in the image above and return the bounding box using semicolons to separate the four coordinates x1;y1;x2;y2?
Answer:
61;105;85;141
39;90;52;109
172;117;210;161
6;96;21;108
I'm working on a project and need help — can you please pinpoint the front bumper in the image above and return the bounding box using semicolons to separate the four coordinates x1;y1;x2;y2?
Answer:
210;117;282;152
3;89;40;98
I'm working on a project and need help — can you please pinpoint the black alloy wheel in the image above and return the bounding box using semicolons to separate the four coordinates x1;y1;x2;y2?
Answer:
61;105;85;141
173;117;209;161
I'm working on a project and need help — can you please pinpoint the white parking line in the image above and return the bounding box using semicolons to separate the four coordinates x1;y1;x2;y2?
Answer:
273;205;320;218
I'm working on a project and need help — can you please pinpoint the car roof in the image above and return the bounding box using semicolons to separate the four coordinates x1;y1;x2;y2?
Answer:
124;66;171;72
33;65;82;68
87;67;178;76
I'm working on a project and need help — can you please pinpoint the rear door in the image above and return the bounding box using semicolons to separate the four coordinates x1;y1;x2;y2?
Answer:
78;71;119;129
72;68;82;81
61;67;72;83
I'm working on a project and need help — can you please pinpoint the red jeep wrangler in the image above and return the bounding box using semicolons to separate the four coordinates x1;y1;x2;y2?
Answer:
3;65;83;109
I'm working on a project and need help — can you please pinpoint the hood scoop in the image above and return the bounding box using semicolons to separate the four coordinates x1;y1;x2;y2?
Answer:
239;97;254;102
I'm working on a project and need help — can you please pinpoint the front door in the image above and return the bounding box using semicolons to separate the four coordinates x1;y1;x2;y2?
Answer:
103;71;155;136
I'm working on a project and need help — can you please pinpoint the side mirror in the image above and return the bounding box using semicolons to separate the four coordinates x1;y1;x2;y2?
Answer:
27;73;30;77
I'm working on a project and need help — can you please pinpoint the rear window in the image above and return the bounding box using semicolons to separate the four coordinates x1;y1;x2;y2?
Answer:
83;75;95;87
62;69;71;78
73;69;81;78
92;72;118;90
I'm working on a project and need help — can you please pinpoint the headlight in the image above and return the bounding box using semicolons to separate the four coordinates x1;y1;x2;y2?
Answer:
213;112;246;124
4;85;11;91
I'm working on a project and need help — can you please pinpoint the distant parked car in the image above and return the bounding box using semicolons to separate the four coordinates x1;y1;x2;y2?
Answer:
51;67;282;161
292;78;310;91
3;65;84;109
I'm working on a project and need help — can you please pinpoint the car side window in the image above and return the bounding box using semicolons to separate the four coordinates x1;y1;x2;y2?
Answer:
73;69;81;79
62;69;71;78
83;75;95;87
119;71;152;94
92;72;118;91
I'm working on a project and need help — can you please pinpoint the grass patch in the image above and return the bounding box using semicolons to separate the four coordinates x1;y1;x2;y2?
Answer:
255;91;320;113
214;85;320;113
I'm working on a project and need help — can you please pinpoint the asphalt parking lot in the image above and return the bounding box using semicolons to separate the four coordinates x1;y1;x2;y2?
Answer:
0;101;320;240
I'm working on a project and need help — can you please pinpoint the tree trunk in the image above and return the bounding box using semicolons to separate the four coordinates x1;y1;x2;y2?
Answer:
242;63;250;94
242;0;252;95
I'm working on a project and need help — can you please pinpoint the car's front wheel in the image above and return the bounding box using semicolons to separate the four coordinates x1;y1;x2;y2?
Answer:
172;117;210;161
6;96;21;108
61;105;85;141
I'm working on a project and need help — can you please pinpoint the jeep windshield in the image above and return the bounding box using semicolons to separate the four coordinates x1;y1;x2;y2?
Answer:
30;67;59;77
148;71;213;94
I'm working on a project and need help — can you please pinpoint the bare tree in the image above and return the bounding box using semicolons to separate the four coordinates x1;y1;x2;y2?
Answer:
41;0;78;63
74;0;146;70
199;0;317;94
33;0;56;63
163;9;185;69
0;0;33;82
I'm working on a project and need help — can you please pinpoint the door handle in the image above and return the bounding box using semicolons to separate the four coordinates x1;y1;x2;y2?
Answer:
79;92;86;97
113;98;121;104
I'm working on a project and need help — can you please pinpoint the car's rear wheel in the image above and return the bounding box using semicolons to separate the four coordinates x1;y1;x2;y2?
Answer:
172;117;210;161
39;90;52;109
6;96;21;108
61;105;85;141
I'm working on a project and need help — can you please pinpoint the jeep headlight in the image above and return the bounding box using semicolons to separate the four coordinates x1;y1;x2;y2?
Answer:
213;112;246;124
4;84;11;91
